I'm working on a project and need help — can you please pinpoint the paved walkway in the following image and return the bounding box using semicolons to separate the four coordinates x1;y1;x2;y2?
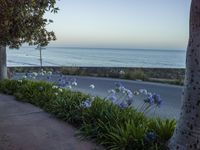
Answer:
0;94;102;150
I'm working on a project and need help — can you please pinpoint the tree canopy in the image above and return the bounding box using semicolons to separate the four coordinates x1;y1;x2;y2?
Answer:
0;0;58;48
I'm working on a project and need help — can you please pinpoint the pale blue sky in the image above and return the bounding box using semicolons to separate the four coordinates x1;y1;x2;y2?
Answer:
46;0;191;50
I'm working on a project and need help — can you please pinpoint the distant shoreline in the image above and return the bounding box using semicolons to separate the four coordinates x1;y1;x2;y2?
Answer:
17;46;186;52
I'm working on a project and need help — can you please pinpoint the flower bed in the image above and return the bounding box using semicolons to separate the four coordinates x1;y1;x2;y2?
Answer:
0;78;176;150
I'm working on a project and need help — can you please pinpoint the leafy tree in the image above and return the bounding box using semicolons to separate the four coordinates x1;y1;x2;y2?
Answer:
0;0;58;79
169;0;200;149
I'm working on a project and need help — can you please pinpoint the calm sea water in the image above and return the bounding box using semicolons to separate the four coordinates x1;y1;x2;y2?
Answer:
8;47;186;68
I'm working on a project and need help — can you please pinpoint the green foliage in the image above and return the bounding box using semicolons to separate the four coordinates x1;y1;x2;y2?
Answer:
0;79;25;94
0;0;58;47
46;90;89;126
14;81;56;107
97;120;147;150
0;79;175;150
124;70;148;81
148;118;176;142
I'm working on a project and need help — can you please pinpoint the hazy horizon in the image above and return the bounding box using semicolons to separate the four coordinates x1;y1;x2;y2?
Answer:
44;0;191;50
19;45;186;51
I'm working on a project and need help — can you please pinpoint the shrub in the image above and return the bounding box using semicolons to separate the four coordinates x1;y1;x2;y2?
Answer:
124;70;148;81
0;79;23;95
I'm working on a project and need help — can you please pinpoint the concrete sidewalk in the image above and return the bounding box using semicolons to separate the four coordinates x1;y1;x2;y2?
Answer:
0;94;102;150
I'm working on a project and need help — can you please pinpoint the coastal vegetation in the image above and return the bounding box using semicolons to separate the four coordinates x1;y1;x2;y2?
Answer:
9;67;185;86
0;77;176;150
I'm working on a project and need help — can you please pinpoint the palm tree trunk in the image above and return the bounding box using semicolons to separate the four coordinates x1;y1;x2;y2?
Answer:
0;45;7;79
168;0;200;149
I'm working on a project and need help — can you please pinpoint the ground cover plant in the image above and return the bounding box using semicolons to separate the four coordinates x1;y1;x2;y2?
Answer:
0;71;176;150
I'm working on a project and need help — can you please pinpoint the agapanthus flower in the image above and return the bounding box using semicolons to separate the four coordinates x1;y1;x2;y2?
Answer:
81;99;92;108
127;98;133;106
126;89;133;98
58;78;67;87
89;84;95;89
153;94;162;107
120;86;126;93
108;95;117;103
147;92;152;96
133;91;140;96
114;82;123;93
118;101;128;109
144;93;154;105
72;81;78;86
139;89;148;95
108;89;116;94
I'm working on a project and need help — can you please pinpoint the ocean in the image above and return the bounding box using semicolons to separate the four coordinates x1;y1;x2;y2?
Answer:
7;47;186;68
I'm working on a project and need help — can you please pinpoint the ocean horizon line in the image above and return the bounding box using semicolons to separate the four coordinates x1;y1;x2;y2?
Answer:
17;46;186;52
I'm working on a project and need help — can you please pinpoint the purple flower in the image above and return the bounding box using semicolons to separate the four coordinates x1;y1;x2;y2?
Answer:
127;98;133;106
58;77;69;88
126;89;133;98
108;89;116;94
118;101;128;109
81;99;92;108
153;94;162;107
108;95;117;103
139;89;148;95
119;86;126;93
144;93;154;105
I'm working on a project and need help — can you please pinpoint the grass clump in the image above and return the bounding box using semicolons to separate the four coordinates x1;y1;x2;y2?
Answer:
0;79;175;150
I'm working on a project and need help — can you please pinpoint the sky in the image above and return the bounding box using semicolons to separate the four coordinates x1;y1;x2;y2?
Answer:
46;0;191;50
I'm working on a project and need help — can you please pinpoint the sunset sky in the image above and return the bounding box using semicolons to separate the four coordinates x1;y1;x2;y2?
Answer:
46;0;191;50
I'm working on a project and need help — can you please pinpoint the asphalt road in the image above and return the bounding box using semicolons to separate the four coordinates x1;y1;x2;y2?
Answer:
66;75;183;120
13;73;183;120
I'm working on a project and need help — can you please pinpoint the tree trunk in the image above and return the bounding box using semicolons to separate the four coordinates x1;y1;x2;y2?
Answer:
0;46;7;79
168;0;200;149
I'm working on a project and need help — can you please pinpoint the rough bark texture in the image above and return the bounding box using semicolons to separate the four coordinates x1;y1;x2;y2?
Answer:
168;0;200;149
0;46;7;79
